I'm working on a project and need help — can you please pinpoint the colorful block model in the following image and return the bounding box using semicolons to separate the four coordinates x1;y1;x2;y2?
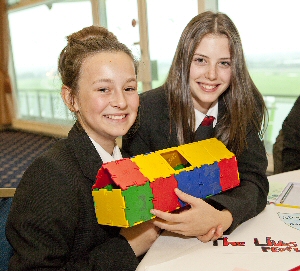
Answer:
92;138;240;227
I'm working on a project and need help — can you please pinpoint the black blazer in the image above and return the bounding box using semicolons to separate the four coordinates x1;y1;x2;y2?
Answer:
281;96;300;172
6;122;139;271
123;87;269;234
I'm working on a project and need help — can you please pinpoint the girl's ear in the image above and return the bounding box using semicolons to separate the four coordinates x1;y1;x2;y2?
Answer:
61;85;78;112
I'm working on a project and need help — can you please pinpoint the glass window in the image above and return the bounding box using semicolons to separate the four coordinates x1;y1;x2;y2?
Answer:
218;0;300;152
102;0;142;91
147;0;198;89
104;0;140;58
8;1;92;124
104;0;198;91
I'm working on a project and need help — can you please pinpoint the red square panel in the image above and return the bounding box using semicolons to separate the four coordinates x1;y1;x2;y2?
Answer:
218;157;240;191
106;158;149;190
150;175;181;212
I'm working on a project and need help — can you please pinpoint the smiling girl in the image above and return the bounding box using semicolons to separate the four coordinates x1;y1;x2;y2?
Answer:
123;11;269;243
6;26;159;270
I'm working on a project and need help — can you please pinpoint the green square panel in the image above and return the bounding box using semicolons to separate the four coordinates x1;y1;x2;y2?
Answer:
122;182;154;226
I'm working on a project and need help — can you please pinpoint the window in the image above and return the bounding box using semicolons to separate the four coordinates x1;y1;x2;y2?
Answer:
101;0;142;91
8;1;92;125
147;0;198;89
218;0;300;152
8;0;202;131
103;0;199;91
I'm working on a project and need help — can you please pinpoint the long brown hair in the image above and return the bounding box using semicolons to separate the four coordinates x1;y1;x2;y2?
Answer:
164;11;267;156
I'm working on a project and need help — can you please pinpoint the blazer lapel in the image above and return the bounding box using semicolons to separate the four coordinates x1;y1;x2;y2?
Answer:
193;125;215;142
67;122;103;182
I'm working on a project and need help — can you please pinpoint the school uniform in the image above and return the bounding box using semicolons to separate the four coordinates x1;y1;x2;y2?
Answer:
6;121;139;271
281;96;300;172
123;86;269;234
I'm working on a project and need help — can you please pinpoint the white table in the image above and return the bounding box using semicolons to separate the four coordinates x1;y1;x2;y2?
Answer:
137;170;300;271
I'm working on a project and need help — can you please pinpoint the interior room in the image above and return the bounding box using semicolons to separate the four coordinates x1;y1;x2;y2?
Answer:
1;1;300;270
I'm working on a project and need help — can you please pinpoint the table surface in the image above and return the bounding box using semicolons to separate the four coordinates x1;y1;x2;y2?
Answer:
137;170;300;271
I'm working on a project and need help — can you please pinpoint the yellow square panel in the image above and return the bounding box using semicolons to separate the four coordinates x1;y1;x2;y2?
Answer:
178;141;216;167
92;189;129;227
203;138;234;160
132;153;175;182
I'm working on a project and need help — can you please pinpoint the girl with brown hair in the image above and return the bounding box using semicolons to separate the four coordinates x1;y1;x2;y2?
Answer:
123;11;269;243
6;26;159;270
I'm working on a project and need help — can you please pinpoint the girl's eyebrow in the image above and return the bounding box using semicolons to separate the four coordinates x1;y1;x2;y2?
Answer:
92;77;137;85
92;78;113;85
193;53;231;60
126;77;137;83
193;53;208;58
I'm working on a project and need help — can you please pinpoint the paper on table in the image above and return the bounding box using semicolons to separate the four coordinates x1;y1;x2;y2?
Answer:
144;252;299;271
267;181;287;204
278;212;300;231
275;182;300;208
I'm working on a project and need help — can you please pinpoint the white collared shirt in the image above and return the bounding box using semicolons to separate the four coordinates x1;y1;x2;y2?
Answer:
194;100;218;130
89;137;123;163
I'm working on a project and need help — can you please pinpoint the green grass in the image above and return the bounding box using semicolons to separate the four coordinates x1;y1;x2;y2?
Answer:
250;69;300;96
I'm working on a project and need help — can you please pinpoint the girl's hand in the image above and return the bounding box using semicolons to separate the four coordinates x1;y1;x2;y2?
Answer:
196;224;223;242
120;220;161;256
150;188;233;242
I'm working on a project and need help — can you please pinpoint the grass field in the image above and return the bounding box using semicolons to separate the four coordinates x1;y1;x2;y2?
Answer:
250;69;300;97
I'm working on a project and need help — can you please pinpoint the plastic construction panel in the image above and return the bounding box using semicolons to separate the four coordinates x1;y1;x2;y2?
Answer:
203;138;235;161
105;158;149;190
218;157;240;191
197;163;222;197
132;152;175;182
175;168;202;207
93;165;113;190
122;182;154;226
150;175;181;212
92;189;129;227
178;141;216;168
